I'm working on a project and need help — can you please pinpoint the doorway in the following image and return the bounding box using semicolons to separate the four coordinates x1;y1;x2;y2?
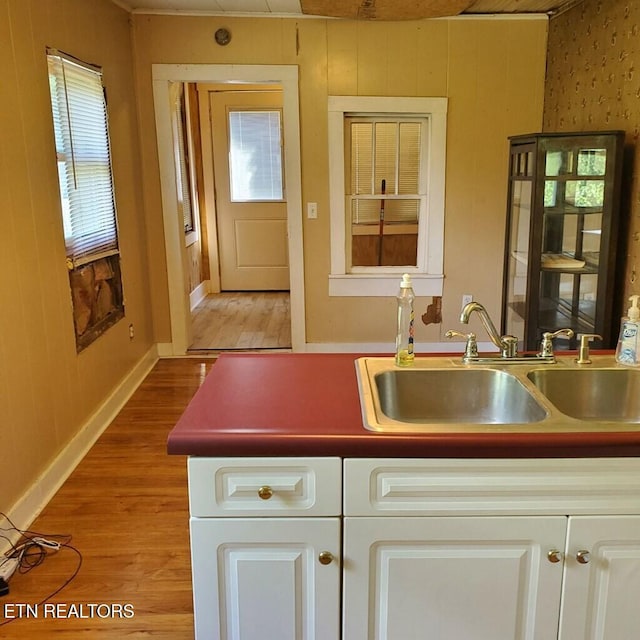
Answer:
189;84;291;351
152;65;305;356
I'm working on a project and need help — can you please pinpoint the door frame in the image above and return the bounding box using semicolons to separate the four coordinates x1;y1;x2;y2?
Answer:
152;64;305;354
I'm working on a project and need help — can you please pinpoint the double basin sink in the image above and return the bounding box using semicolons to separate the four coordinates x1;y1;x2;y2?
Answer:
356;355;640;433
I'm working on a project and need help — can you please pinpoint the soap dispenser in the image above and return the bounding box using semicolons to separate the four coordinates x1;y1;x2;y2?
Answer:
395;273;415;367
615;295;640;365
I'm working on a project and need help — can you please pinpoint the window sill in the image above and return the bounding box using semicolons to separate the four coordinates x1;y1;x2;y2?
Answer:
328;273;444;297
185;230;198;248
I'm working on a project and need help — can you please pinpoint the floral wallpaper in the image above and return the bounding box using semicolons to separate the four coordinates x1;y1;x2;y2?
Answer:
544;0;640;305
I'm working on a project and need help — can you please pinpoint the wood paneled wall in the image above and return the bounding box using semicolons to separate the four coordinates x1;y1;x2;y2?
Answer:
132;15;548;346
0;0;154;516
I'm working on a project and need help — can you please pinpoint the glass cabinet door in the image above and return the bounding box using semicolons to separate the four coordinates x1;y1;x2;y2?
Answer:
504;145;535;348
538;144;607;345
501;131;624;352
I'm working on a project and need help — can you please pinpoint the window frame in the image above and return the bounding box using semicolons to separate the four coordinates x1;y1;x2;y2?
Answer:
47;48;124;351
170;82;198;248
346;115;427;269
328;96;447;297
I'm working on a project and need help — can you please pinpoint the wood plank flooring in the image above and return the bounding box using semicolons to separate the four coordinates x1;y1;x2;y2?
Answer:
190;291;291;351
0;358;215;639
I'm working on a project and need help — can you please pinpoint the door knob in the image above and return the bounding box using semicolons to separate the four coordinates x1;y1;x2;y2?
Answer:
547;549;563;563
318;551;334;565
576;550;591;564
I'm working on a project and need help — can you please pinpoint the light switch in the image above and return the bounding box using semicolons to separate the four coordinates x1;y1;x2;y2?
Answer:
307;202;318;219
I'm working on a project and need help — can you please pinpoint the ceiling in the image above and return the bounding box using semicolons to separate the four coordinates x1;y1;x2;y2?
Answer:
113;0;585;19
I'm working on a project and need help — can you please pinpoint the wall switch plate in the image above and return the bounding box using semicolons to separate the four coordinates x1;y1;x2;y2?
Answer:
462;294;473;310
307;202;318;219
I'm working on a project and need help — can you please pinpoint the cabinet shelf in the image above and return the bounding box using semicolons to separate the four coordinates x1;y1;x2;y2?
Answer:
540;266;600;275
502;131;624;350
543;207;604;216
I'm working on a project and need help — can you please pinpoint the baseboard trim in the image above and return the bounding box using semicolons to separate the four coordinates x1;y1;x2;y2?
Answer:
156;342;177;357
190;280;210;312
2;346;158;552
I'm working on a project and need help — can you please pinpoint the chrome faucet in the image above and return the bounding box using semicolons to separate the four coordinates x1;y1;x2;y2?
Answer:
460;302;519;359
539;328;575;358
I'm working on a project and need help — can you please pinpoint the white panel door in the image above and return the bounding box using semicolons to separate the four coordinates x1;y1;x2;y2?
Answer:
190;517;340;640
210;90;289;291
559;515;640;640
343;516;567;640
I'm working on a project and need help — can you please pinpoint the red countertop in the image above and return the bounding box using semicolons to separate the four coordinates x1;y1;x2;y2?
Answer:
167;353;640;458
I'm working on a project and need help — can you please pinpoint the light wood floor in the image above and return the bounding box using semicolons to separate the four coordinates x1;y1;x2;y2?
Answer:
1;358;215;639
189;291;291;351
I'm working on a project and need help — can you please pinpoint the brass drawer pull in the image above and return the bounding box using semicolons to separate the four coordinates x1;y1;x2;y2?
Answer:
547;549;563;563
257;486;274;500
576;550;591;564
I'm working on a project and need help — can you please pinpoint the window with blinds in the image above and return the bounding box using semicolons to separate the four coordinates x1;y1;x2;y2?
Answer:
47;49;124;351
47;49;119;269
228;109;284;201
346;117;426;267
328;96;446;296
172;84;195;235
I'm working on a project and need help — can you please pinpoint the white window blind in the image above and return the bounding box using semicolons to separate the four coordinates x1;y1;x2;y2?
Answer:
228;109;284;201
348;118;424;225
47;50;119;269
173;86;194;233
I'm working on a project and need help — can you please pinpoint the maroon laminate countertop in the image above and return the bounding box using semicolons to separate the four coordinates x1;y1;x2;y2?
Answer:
167;353;640;458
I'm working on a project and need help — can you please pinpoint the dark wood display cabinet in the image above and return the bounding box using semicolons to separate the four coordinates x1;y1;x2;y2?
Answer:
501;131;625;351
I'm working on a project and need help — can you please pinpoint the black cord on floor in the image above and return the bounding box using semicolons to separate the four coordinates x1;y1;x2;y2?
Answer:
0;512;83;627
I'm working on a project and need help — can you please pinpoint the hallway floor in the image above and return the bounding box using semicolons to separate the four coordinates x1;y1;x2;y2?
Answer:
189;291;291;351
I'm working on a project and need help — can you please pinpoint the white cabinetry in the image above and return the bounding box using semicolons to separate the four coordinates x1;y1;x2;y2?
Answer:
188;457;342;640
343;458;640;640
343;516;566;639
559;516;640;640
187;457;640;640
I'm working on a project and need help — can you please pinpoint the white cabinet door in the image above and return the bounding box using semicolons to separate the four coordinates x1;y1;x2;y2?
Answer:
343;516;567;640
559;515;640;640
190;517;340;640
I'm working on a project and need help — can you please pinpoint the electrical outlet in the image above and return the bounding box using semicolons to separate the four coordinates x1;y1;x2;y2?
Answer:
462;294;473;310
129;324;135;340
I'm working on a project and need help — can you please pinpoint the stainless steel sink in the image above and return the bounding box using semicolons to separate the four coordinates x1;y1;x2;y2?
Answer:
356;358;548;433
356;356;640;433
527;368;640;422
375;368;546;425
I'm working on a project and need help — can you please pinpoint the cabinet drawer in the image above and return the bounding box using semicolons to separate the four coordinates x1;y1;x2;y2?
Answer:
344;458;640;517
189;457;342;517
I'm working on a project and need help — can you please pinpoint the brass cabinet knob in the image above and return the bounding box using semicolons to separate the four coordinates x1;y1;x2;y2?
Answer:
318;551;334;565
576;550;591;564
257;486;273;500
547;550;563;564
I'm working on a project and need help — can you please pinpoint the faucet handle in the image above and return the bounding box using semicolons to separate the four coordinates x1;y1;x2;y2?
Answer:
445;330;478;360
539;328;575;358
501;335;519;359
576;333;602;365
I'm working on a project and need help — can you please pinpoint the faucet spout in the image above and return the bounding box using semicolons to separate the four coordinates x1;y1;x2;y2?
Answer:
460;301;518;358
